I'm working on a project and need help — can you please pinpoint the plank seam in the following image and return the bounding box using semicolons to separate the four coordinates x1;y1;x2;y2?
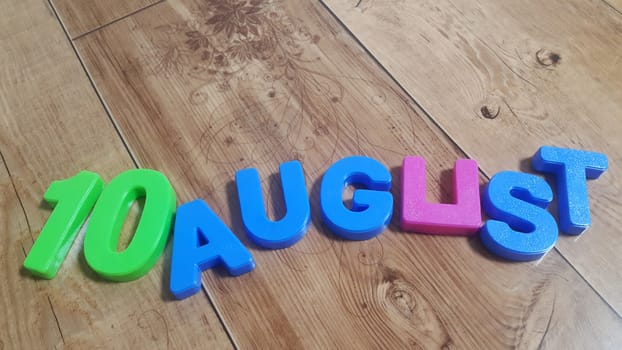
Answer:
601;0;622;16
0;138;65;347
201;285;240;350
47;296;66;344
317;0;622;320
46;1;243;347
0;149;34;241
69;0;167;41
46;0;141;169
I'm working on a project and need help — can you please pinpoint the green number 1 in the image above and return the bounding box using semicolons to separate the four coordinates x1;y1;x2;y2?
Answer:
23;171;104;278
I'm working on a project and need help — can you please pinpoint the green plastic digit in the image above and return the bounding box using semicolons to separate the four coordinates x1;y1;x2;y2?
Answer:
83;169;176;281
23;171;104;279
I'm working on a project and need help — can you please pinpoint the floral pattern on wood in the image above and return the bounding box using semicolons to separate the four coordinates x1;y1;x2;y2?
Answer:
145;0;321;84
138;0;418;201
140;0;350;183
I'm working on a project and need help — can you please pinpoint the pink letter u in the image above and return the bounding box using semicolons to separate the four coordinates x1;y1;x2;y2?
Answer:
401;157;481;235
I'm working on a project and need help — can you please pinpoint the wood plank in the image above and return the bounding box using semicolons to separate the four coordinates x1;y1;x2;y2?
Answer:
75;0;622;347
51;0;160;38
0;0;232;348
603;0;622;13
322;0;622;313
0;153;62;350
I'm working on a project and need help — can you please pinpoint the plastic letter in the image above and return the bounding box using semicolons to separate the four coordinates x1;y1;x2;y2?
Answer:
170;199;255;299
401;156;481;235
480;171;558;261
532;146;608;234
236;160;310;249
320;156;392;240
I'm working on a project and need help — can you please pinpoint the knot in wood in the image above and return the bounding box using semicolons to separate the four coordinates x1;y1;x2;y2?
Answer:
480;105;500;119
536;49;561;67
386;280;417;319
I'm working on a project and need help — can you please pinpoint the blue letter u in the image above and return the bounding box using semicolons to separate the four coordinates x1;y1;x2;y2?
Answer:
236;160;310;249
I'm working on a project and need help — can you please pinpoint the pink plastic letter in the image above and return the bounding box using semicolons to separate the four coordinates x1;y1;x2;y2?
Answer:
401;156;481;235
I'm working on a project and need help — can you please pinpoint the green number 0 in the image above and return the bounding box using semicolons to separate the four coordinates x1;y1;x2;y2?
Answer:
84;169;176;281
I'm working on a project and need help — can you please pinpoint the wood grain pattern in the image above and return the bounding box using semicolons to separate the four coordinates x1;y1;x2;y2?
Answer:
0;0;232;348
322;0;622;313
0;153;62;350
51;0;160;38
603;0;622;14
74;0;622;347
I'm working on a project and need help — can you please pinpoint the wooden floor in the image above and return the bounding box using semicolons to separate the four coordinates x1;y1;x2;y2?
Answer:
1;0;620;348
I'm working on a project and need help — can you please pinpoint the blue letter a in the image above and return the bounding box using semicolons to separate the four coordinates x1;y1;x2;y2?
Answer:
170;200;255;300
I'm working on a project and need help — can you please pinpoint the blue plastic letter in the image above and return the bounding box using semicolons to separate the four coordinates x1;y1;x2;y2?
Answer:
236;161;310;249
170;199;255;299
532;146;608;235
320;156;393;240
481;171;558;261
